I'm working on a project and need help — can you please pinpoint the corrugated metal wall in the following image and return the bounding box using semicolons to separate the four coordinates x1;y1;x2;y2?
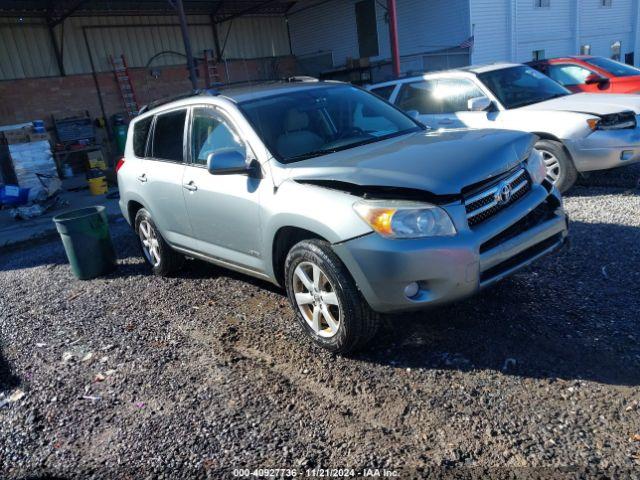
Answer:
0;15;291;80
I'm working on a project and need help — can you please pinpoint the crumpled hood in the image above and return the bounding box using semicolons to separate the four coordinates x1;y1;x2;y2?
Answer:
272;129;535;196
520;92;640;115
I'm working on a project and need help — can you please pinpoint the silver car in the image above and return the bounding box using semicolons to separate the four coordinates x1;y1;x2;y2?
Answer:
117;82;568;353
369;63;640;192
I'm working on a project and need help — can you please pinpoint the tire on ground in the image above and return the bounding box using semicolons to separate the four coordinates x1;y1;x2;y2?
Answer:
284;239;380;354
134;208;184;276
535;139;578;193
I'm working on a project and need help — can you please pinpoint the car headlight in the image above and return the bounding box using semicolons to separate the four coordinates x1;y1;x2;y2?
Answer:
353;200;456;239
527;148;547;185
587;111;637;131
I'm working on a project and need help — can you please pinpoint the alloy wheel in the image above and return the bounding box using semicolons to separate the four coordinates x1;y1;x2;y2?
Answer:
541;150;561;184
139;220;161;267
292;261;341;338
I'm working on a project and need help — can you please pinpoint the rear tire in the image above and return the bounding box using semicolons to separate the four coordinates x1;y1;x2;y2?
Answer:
284;239;379;354
134;208;184;276
535;139;577;193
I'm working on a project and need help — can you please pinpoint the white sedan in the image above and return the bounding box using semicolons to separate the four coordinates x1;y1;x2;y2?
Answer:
368;63;640;191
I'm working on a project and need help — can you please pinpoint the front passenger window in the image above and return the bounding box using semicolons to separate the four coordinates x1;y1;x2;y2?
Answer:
434;78;485;112
191;107;244;165
548;64;593;86
396;80;441;114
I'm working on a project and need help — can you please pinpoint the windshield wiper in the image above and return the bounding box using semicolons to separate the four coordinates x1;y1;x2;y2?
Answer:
512;92;569;108
285;148;341;162
283;128;420;163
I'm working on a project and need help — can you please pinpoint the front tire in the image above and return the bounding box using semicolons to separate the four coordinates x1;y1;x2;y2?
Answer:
284;239;379;353
535;139;577;193
134;208;184;276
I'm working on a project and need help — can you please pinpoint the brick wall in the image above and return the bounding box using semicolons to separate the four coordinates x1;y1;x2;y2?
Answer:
0;56;297;129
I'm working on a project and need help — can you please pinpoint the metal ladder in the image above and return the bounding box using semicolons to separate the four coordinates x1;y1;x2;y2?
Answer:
110;54;139;118
203;49;222;88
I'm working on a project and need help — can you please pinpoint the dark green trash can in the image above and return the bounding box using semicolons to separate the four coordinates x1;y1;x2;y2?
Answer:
53;206;117;280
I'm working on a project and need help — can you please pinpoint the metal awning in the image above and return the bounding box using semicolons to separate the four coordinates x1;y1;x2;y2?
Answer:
0;1;298;19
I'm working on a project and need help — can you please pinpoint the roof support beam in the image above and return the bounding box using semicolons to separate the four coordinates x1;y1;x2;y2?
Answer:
210;13;223;61
47;0;92;28
213;0;278;24
173;0;199;90
47;21;65;76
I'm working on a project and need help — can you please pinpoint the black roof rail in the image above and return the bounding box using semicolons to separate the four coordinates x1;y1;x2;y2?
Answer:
138;88;220;115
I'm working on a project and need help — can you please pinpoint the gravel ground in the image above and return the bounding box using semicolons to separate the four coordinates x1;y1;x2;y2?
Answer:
1;168;639;479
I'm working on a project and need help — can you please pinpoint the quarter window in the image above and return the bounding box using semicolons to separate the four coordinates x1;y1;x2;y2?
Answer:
190;107;244;166
369;85;396;100
133;116;152;157
547;64;594;86
151;109;187;162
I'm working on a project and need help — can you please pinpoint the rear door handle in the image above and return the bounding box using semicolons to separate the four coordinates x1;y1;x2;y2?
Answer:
183;181;198;192
137;174;147;183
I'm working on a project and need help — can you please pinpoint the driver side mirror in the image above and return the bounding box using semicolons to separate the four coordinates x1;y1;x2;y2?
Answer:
207;149;251;175
406;110;420;119
585;73;608;85
467;96;493;112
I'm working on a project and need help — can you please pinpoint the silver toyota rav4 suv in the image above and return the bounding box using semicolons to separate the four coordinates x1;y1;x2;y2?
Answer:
117;81;568;353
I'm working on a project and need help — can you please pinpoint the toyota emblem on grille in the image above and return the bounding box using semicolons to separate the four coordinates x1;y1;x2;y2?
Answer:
495;182;512;205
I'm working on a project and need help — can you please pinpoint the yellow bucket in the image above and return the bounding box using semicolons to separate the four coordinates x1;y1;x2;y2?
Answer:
88;175;108;195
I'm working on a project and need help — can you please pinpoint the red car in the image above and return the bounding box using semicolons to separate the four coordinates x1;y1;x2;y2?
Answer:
527;56;640;94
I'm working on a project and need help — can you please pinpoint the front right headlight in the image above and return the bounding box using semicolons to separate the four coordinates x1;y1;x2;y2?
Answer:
587;111;637;131
527;148;547;185
353;200;456;239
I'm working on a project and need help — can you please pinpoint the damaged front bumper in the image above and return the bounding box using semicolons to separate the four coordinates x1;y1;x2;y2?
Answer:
332;183;568;313
565;125;640;172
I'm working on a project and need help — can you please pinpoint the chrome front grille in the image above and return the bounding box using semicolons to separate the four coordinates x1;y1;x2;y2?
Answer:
465;168;531;227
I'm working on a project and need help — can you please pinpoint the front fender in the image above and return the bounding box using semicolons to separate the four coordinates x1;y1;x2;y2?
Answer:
261;180;372;278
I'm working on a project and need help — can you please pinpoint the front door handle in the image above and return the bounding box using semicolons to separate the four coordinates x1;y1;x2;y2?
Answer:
183;181;198;192
137;174;147;183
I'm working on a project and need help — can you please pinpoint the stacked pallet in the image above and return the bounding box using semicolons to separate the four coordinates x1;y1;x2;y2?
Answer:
1;126;61;201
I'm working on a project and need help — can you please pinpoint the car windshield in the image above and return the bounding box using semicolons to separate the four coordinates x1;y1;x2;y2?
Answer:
583;57;640;77
478;65;571;109
238;85;422;163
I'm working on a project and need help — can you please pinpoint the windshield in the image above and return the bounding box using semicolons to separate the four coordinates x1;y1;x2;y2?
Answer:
478;65;571;109
583;57;640;77
238;85;422;163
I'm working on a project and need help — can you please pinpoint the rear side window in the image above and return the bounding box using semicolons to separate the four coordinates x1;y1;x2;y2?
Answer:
132;116;152;157
370;85;396;100
151;109;187;162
